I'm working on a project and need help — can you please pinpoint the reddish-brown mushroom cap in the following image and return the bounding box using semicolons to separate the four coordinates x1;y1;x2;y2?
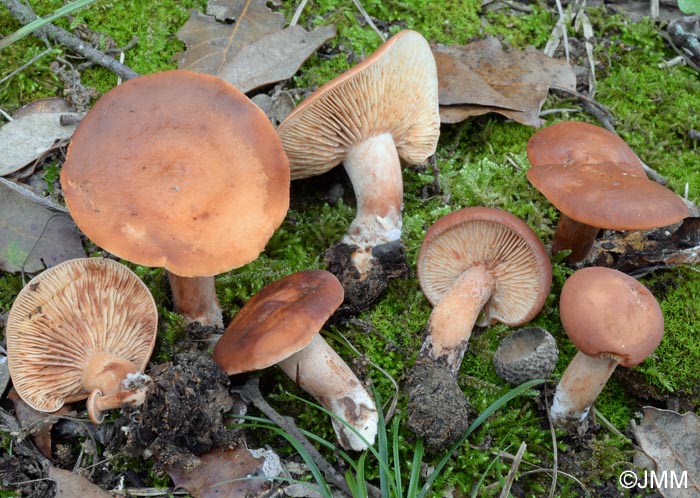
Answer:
6;258;157;413
277;29;440;180
559;266;664;367
526;121;644;174
212;270;344;374
61;70;290;277
417;207;552;327
527;162;689;231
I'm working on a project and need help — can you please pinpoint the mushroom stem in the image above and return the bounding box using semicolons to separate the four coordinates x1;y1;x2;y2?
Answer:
168;273;223;328
277;334;378;451
418;266;496;376
549;351;618;427
342;133;403;251
551;214;600;263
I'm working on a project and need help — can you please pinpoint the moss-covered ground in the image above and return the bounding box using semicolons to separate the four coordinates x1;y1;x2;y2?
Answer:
1;0;699;496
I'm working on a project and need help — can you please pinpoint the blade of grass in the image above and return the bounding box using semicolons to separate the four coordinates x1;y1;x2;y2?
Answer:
0;0;100;50
471;449;506;498
391;414;404;498
418;378;545;498
405;437;424;498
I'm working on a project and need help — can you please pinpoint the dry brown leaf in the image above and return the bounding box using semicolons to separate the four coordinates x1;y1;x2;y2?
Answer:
176;0;335;93
0;98;77;177
167;446;283;498
0;178;85;273
434;36;576;127
632;407;700;498
49;466;114;497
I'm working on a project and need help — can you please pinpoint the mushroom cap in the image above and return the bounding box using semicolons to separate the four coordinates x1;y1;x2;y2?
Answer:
212;270;344;374
277;30;440;180
417;207;552;327
526;162;689;230
6;258;157;413
526;121;644;174
559;267;664;367
61;70;290;277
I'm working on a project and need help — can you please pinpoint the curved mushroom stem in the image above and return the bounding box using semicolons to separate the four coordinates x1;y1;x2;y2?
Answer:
551;214;600;263
549;351;618;428
342;132;403;273
277;334;378;451
168;273;223;328
418;266;496;376
83;351;149;424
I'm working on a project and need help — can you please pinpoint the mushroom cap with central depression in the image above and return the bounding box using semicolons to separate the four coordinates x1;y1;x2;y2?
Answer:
60;70;290;277
417;207;552;327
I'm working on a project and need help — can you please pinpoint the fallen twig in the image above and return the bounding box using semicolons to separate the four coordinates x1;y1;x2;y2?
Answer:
241;377;382;498
1;0;138;81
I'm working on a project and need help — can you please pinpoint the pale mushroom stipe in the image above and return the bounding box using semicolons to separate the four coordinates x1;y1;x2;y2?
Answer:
6;258;157;424
550;266;664;428
60;69;290;328
277;29;440;312
406;207;552;448
212;270;378;451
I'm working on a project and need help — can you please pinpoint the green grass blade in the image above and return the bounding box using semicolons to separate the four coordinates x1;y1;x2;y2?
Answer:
405;437;424;498
418;379;544;498
0;0;100;50
392;414;404;498
470;445;511;498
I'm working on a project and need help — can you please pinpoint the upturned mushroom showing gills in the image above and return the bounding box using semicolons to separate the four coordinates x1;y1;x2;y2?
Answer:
212;270;378;451
406;207;552;448
526;121;689;263
6;258;157;424
550;266;664;429
60;70;290;328
276;30;440;313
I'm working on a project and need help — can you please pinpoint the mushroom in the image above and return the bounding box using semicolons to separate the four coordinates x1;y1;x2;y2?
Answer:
212;270;378;451
276;30;440;312
550;266;664;428
406;207;552;447
526;122;689;262
6;258;157;424
60;70;290;328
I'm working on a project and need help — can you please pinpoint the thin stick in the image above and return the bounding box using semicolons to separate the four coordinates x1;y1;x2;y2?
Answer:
1;0;138;81
499;441;526;498
351;0;385;42
242;377;381;498
0;47;54;86
289;0;309;26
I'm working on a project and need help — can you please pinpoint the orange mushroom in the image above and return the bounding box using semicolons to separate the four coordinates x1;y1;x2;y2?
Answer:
277;30;440;311
526;121;688;262
213;270;378;451
6;258;157;424
61;70;290;327
550;267;664;428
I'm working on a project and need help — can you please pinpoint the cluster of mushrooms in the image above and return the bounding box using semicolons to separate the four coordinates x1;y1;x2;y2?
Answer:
3;28;691;457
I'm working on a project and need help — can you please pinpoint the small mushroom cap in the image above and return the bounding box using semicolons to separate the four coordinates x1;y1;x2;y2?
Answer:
527;121;644;174
559;267;664;367
526;162;689;230
417;207;552;327
277;30;440;180
61;70;290;277
212;270;344;374
6;258;157;413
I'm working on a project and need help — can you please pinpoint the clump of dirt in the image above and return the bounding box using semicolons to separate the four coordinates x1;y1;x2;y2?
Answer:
405;360;472;449
106;351;243;473
326;239;410;315
0;443;53;497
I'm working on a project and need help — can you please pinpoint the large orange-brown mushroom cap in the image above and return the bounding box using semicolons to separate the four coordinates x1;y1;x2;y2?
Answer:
61;70;290;277
559;266;664;367
277;30;440;180
417;207;552;327
212;270;344;374
526;121;644;173
6;258;157;413
526;162;689;230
